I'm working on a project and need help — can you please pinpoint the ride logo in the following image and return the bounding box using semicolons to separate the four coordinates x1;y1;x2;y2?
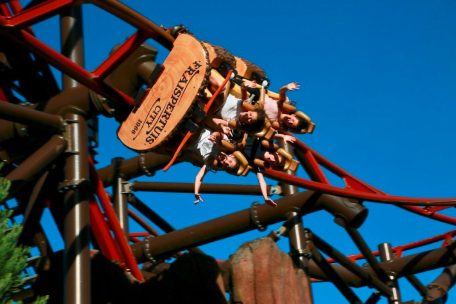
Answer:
130;60;202;145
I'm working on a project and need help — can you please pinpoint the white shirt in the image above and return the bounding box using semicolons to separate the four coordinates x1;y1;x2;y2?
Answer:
193;129;218;163
191;128;230;166
218;94;241;121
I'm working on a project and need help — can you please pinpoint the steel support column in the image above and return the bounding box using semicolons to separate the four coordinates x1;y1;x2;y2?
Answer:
282;141;314;303
59;5;91;303
112;157;128;234
280;141;298;195
61;113;91;304
378;243;401;303
60;5;85;89
287;211;314;304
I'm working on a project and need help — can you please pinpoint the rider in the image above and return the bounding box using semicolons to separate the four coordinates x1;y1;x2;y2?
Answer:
193;151;277;207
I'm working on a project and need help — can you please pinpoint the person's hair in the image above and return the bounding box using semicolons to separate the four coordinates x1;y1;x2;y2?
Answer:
216;151;250;176
215;155;239;174
239;109;266;133
264;148;299;172
284;111;315;134
263;151;285;169
289;114;308;132
224;161;240;175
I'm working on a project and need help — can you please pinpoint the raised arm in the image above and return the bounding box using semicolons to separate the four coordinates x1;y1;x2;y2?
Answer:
205;116;232;136
256;171;277;207
274;133;296;144
279;81;300;102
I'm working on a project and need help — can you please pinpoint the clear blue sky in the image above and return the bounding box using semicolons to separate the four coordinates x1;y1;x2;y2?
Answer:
35;1;456;302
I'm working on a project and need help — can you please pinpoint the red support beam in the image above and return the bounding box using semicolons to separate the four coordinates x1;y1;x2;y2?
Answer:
3;29;136;109
399;205;456;226
90;160;144;282
129;236;141;243
303;150;329;183
93;31;147;79
331;229;456;263
263;168;456;206
393;230;456;256
0;0;74;28
293;139;384;194
292;138;456;224
89;198;125;266
0;89;9;102
0;3;12;16
423;206;453;214
8;0;23;15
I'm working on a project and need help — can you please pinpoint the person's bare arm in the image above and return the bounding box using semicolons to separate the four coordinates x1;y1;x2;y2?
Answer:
205;116;232;136
274;133;296;144
213;118;232;136
242;79;261;89
256;171;277;207
258;86;266;108
279;82;300;102
194;165;208;204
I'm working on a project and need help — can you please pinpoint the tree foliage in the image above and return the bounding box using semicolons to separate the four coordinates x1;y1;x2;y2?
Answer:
0;163;10;203
0;210;29;303
0;164;47;303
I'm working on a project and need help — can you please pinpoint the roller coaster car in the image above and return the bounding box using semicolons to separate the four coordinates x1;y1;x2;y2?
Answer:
118;34;211;152
118;33;275;153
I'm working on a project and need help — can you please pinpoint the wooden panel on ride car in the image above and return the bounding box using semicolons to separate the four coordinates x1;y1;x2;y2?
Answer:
202;42;236;71
234;56;266;80
118;34;209;151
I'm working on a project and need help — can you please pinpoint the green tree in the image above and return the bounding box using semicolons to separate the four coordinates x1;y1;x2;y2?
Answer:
0;209;29;303
0;164;47;303
0;163;9;202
